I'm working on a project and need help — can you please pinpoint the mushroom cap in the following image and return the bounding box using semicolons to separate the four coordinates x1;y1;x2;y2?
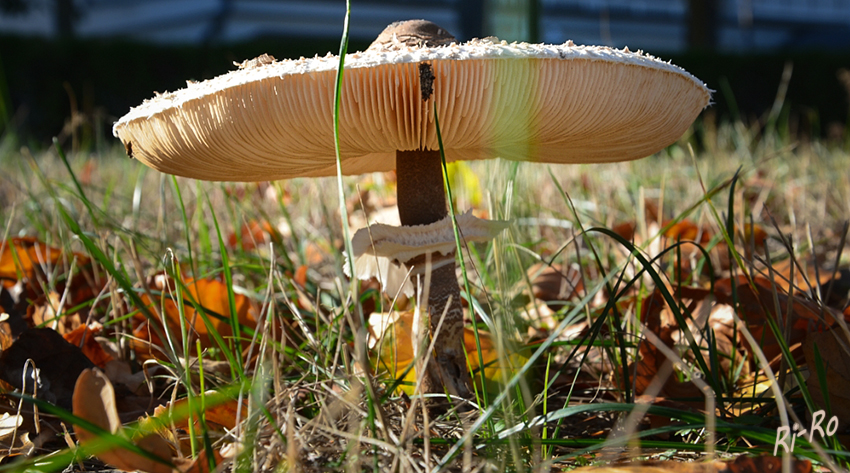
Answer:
114;39;711;181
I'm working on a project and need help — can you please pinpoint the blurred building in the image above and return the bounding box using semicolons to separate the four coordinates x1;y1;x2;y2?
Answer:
2;0;850;53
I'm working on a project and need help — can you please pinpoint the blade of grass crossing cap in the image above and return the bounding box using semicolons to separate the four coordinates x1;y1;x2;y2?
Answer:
332;1;381;442
333;1;356;290
434;104;491;412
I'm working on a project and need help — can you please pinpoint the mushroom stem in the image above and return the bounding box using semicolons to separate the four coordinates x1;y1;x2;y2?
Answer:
396;149;447;225
396;149;474;400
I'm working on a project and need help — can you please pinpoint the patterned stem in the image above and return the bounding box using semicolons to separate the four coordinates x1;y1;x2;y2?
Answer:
396;149;474;399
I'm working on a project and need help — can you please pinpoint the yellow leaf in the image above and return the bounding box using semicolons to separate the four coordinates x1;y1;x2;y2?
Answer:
446;161;482;208
370;311;528;395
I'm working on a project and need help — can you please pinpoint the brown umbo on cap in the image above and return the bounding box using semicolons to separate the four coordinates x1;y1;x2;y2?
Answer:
113;39;710;182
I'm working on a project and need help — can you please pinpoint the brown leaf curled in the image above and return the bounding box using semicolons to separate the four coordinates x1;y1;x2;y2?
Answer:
73;368;174;473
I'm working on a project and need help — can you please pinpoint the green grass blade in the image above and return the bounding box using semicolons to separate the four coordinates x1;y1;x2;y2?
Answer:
53;137;97;224
330;0;381;445
331;0;356;290
434;269;620;471
433;104;491;411
171;176;197;280
204;190;245;373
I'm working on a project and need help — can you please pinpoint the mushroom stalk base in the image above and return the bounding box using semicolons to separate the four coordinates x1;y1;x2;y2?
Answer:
396;149;474;401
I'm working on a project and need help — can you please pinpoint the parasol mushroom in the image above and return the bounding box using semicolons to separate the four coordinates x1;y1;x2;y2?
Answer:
113;19;711;401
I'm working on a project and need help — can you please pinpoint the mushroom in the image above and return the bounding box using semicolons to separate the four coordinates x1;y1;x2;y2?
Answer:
113;19;711;400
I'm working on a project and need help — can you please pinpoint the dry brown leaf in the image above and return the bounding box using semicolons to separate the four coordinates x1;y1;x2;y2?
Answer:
133;276;260;360
103;359;149;395
63;323;113;368
72;368;174;473
0;429;33;463
567;455;811;472
0;238;69;287
611;217;769;277
145;394;237;473
803;330;850;426
78;159;97;186
766;259;850;309
663;298;748;378
611;221;637;242
634;275;840;401
634;273;850;419
664;220;713;245
177;448;222;473
0;238;102;334
152;392;247;433
27;291;82;334
714;276;839;362
0;238;96;299
527;262;583;304
293;265;308;288
634;287;726;401
303;241;327;266
0;328;95;408
568;464;713;473
520;301;559;340
226;219;280;251
26;286;100;335
661;220;749;274
655;219;712;277
0;320;14;353
722;454;812;473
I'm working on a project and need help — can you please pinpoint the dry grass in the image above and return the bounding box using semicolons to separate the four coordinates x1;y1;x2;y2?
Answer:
0;116;849;472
